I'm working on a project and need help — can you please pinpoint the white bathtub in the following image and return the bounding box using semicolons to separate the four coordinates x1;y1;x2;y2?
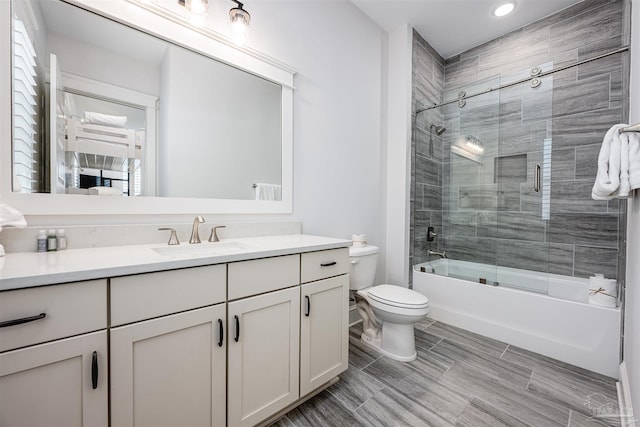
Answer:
413;259;621;378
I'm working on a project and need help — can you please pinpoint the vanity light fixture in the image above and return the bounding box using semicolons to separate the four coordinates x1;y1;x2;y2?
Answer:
178;0;209;27
229;0;251;46
493;2;515;17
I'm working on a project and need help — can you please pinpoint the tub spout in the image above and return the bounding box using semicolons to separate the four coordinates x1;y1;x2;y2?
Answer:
428;249;447;259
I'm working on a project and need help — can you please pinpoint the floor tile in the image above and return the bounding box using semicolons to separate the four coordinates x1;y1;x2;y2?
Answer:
454;398;528;427
424;321;509;358
326;367;386;412
282;390;366;427
355;385;455;427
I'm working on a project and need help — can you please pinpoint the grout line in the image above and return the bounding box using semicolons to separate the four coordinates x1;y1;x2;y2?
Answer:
525;370;535;391
500;344;510;359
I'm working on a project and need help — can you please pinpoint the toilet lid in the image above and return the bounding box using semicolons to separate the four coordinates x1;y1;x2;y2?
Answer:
368;284;429;309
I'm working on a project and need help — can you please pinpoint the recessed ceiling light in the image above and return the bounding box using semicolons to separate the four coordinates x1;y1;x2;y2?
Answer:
493;2;515;17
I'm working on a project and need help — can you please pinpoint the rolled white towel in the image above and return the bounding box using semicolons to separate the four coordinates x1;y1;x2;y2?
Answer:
614;130;630;197
629;131;640;190
588;274;617;308
592;124;625;200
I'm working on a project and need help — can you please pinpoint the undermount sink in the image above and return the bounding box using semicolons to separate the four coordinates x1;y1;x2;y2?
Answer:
152;241;254;257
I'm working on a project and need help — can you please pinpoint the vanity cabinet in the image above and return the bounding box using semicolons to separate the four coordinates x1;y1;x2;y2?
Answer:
299;248;350;397
227;255;301;427
0;280;108;427
109;265;227;427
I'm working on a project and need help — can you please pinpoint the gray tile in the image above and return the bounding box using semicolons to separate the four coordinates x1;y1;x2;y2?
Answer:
443;211;477;238
355;386;455;427
577;52;623;81
568;410;614;426
348;324;381;370
425;322;508;359
363;357;468;424
282;390;366;427
496;212;547;242
495;155;527;184
456;395;566;427
574;246;618;280
549;2;623;55
499;119;549;156
501;345;617;388
445;56;479;91
548;213;618;248
523;0;615;34
441;236;498;265
415;155;441;186
460;104;500;135
550;180;609;213
476;211;497;238
455;400;517;427
552;109;623;150
496;240;571;276
521;86;553;123
548;244;577;276
458;185;498;210
422;184;442;211
527;368;618;418
268;415;295;427
576;145;602;181
552;75;611;118
326;368;385;413
551;148;576;181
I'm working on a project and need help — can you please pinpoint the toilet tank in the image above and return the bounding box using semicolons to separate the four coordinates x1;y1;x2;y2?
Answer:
349;245;379;290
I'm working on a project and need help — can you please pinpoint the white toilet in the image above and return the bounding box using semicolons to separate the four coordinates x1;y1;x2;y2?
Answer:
350;244;429;362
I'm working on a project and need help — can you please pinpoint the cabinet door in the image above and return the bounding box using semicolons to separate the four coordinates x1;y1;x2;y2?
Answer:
0;330;108;427
228;286;300;427
110;304;226;427
300;275;349;396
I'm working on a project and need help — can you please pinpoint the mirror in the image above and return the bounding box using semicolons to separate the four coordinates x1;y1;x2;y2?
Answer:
3;0;294;214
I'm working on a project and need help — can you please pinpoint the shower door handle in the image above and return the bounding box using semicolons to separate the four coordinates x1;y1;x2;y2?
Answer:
534;163;541;192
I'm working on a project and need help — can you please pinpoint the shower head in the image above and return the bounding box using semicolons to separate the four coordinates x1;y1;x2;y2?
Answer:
430;124;446;135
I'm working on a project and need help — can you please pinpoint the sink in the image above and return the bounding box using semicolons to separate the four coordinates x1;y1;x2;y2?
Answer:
152;241;254;257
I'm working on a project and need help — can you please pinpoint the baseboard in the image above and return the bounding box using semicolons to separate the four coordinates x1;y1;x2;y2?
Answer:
617;362;636;426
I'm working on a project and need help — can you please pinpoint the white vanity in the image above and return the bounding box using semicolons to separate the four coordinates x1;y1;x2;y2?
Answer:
0;234;351;427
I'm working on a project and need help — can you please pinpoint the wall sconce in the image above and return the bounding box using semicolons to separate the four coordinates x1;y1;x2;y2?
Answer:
178;0;209;27
452;135;484;163
229;0;251;45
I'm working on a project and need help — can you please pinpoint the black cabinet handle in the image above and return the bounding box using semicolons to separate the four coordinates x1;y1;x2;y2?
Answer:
320;261;337;267
91;351;98;390
0;313;46;328
217;319;224;347
305;295;311;317
234;315;240;342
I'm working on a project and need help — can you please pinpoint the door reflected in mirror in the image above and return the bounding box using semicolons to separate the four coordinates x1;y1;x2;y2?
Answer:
11;0;282;201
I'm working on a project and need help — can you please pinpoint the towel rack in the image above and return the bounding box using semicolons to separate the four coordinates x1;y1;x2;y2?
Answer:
619;123;640;134
252;184;257;188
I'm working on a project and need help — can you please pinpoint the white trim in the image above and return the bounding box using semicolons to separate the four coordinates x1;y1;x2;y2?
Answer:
618;362;636;426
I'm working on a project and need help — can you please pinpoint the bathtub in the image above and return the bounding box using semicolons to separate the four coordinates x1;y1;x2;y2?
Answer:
413;259;621;378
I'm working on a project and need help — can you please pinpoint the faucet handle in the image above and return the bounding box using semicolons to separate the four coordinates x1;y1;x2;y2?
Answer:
158;228;180;245
208;225;227;242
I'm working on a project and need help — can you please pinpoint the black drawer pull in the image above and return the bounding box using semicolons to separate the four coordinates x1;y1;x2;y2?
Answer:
234;315;240;342
217;319;224;347
0;313;46;328
320;262;337;267
305;295;311;317
91;351;98;389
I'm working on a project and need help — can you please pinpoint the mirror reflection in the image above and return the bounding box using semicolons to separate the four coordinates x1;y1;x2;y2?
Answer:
11;0;283;201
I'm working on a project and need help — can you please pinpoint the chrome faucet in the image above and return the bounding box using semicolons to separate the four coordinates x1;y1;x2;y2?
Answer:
428;249;447;259
189;216;205;244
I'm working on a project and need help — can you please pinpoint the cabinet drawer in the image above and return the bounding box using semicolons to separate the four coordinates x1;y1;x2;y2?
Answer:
0;280;107;352
301;248;349;283
111;265;226;327
228;255;300;300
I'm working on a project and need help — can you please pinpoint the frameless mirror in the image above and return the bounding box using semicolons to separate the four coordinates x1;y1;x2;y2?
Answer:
10;0;285;204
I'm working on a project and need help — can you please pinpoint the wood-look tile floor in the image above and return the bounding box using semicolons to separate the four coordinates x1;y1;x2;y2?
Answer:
270;319;620;427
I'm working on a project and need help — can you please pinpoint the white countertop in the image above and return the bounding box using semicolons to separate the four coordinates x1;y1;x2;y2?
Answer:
0;234;351;291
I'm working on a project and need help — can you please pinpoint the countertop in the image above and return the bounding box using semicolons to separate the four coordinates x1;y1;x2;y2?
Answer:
0;234;351;291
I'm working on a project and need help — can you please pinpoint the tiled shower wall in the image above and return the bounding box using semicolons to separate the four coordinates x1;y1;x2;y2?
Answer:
411;0;628;281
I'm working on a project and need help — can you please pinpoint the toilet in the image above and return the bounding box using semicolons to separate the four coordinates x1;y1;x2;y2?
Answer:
350;244;429;362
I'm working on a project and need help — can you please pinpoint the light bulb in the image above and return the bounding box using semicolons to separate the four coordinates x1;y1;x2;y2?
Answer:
493;2;515;17
229;4;250;46
185;0;208;27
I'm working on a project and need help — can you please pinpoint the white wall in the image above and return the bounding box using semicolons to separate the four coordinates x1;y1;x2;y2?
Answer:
7;1;387;278
624;0;640;416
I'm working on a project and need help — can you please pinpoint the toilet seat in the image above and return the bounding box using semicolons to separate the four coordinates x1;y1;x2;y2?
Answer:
367;284;429;309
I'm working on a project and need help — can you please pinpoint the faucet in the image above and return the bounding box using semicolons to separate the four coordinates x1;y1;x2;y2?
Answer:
189;216;205;244
428;249;447;259
208;225;226;242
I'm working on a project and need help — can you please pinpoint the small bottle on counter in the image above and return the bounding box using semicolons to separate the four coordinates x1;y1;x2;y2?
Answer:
37;230;47;252
57;229;67;250
47;229;57;252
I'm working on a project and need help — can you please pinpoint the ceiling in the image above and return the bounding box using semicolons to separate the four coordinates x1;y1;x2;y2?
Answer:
349;0;584;59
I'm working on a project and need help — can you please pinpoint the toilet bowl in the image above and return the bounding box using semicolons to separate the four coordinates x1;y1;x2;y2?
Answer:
350;245;429;362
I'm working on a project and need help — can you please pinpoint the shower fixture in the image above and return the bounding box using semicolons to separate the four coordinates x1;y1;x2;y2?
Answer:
428;124;446;157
